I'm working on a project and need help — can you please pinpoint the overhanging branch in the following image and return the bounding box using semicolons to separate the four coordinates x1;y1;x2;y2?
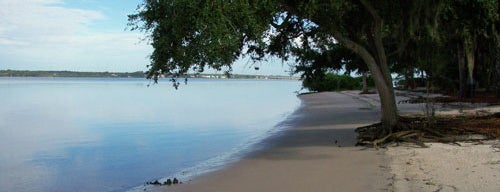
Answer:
360;0;392;87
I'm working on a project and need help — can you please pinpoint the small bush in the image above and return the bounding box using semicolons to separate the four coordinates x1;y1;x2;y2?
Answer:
303;73;372;92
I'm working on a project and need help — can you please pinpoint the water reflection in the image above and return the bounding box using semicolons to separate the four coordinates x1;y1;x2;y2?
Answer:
0;78;300;192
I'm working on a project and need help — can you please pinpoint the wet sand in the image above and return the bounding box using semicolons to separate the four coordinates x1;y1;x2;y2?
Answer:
153;90;500;192
164;92;391;192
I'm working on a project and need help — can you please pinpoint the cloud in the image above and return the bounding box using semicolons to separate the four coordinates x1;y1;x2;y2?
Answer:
0;0;150;72
0;0;290;75
0;0;103;44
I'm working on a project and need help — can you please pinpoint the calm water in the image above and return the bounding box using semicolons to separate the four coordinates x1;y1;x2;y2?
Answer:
0;77;301;192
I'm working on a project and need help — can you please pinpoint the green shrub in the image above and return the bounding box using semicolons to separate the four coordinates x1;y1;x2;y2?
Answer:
303;73;371;92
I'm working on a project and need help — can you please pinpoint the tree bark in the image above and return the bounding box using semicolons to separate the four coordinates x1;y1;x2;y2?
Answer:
362;72;368;93
329;0;398;132
457;42;467;99
332;30;398;132
496;47;500;97
404;71;409;90
497;0;500;97
465;38;476;97
360;0;392;87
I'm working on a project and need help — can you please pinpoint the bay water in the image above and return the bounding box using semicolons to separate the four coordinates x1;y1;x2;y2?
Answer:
0;77;301;192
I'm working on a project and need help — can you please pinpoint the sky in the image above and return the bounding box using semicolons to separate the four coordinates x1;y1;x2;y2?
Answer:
0;0;290;75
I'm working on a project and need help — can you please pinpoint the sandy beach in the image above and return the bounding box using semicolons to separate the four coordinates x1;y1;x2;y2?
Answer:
163;92;391;192
348;90;500;192
157;91;499;192
387;141;500;192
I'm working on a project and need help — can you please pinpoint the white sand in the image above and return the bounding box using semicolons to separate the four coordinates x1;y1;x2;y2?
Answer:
387;141;500;192
343;90;500;192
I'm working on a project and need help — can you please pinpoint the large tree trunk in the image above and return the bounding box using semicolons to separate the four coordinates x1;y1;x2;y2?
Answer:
457;42;467;99
404;71;410;90
332;0;398;132
378;81;398;130
405;62;415;90
332;31;398;132
465;38;476;97
362;72;368;93
496;47;500;98
291;0;399;132
497;1;500;97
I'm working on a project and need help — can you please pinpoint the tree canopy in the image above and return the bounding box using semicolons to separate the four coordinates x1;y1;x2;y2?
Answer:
128;1;275;81
129;0;500;132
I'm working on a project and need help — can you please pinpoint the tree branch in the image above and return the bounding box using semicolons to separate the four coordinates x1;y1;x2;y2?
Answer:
270;14;291;29
359;0;382;22
359;0;392;87
388;39;410;57
331;30;386;90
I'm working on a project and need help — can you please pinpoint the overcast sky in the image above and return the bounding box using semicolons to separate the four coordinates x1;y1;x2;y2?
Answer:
0;0;290;75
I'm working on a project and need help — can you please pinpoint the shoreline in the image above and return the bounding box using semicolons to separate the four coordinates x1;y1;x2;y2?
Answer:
159;92;392;192
143;90;500;192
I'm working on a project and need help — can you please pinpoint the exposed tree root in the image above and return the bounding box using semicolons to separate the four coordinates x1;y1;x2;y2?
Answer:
356;113;499;148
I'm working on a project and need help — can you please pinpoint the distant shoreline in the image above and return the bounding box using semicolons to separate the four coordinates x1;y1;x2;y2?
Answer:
0;70;299;80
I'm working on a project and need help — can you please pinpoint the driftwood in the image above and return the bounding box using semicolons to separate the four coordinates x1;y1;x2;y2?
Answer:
356;113;499;148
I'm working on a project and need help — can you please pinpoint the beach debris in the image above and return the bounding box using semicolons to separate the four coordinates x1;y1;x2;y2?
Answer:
355;112;500;148
145;178;181;186
425;181;435;186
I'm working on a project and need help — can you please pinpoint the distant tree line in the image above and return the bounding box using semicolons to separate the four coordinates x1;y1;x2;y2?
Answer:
0;70;146;78
0;70;297;80
302;73;375;92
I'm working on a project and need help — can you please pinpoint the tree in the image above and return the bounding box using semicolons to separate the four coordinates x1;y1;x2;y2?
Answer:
129;0;444;132
495;0;500;97
438;0;499;98
497;45;500;97
293;43;370;92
